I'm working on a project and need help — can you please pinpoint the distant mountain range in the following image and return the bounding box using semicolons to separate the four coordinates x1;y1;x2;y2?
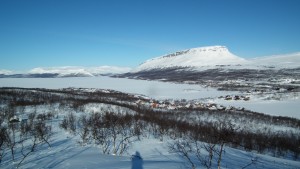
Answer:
0;66;132;78
1;45;300;78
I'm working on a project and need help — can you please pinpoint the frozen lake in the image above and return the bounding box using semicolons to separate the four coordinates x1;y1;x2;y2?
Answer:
0;76;233;100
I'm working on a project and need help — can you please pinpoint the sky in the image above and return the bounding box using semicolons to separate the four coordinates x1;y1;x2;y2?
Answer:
0;0;300;71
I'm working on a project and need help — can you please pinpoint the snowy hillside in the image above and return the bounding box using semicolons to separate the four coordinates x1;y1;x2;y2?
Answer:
135;46;249;71
250;52;300;69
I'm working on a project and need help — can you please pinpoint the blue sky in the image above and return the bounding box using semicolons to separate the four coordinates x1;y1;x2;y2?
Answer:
1;0;300;70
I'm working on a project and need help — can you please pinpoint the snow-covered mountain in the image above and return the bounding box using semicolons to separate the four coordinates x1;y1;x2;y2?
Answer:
135;46;249;71
0;69;12;75
0;66;132;78
134;46;300;72
29;67;94;77
117;46;300;93
249;52;300;69
25;66;132;77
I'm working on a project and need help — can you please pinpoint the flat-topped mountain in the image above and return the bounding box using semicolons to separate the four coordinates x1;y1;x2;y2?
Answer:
135;46;248;71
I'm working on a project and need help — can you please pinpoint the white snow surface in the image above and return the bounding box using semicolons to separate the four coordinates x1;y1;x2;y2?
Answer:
135;46;249;71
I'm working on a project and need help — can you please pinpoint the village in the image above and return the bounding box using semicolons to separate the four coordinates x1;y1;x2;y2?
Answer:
134;94;250;112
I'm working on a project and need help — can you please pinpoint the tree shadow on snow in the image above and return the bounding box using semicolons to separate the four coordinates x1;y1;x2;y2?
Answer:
131;151;144;169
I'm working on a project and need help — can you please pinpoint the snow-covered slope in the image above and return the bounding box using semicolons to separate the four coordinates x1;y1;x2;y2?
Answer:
250;52;300;69
135;46;249;71
29;66;132;77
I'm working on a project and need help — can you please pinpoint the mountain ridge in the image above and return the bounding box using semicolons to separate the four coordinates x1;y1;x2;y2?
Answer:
0;66;132;78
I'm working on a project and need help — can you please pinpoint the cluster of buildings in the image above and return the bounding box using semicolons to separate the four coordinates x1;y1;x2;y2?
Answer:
222;95;250;101
134;99;243;111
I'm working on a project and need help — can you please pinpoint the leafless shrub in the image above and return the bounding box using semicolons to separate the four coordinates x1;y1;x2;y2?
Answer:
0;127;8;163
34;120;52;148
168;138;196;169
60;112;76;134
78;114;90;145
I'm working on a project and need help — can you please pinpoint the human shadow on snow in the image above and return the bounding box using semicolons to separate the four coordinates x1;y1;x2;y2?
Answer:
131;151;144;169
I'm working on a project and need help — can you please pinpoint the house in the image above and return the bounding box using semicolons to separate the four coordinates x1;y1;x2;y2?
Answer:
167;105;176;110
217;105;226;110
243;96;250;101
225;95;232;100
234;95;241;100
208;105;217;110
135;99;145;106
225;106;234;111
151;103;158;108
9;115;20;123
